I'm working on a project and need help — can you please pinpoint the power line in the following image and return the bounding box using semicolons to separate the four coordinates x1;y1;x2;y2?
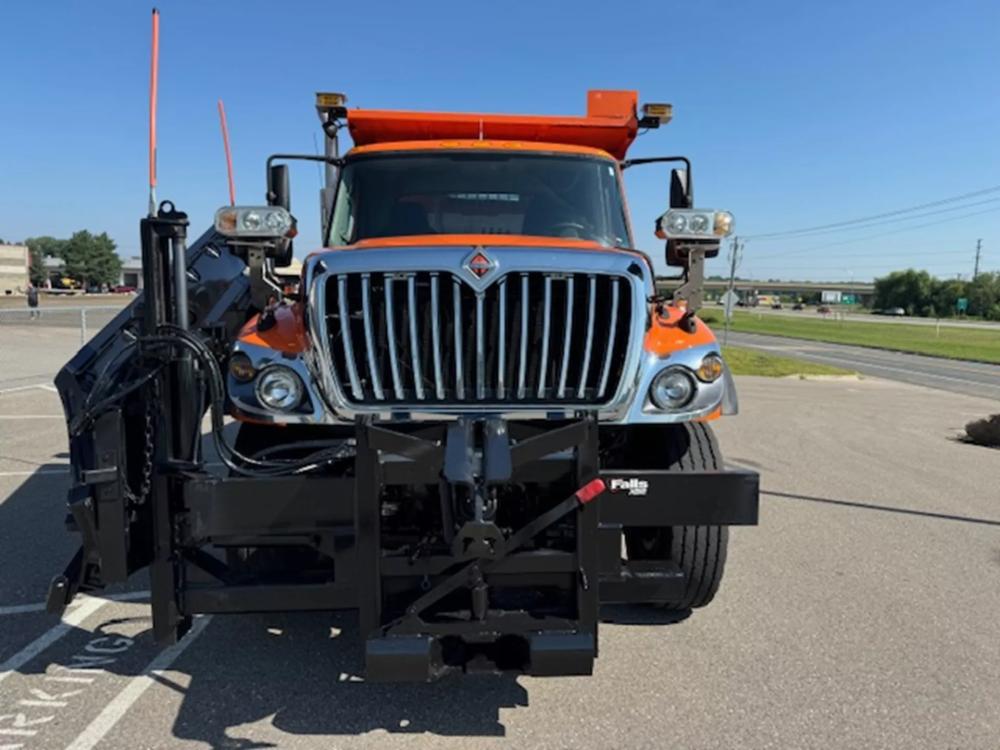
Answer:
748;196;1000;242
745;184;1000;240
748;205;1000;262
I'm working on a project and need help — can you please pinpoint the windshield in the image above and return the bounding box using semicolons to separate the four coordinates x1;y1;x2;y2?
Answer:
328;152;630;247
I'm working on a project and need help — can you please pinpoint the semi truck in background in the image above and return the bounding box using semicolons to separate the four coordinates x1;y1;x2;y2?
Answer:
49;88;759;680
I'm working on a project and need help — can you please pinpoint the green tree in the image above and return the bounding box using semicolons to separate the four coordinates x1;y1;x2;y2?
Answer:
929;278;965;318
61;231;122;287
25;236;68;285
873;269;934;315
966;272;1000;320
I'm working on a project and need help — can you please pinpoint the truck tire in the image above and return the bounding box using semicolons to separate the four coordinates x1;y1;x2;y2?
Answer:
624;422;729;610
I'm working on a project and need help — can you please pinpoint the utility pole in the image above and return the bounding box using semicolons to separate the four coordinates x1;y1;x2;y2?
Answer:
723;236;741;346
973;238;981;280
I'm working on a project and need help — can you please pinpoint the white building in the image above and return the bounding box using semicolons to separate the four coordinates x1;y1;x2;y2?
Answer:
39;255;144;291
0;244;29;294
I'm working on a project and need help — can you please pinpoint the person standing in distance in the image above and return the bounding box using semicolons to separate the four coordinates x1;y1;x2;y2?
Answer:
26;283;40;319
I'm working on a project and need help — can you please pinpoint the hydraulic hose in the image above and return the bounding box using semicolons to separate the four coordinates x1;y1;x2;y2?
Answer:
143;325;352;477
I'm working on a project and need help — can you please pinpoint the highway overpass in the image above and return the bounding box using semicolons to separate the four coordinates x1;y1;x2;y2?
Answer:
656;278;876;306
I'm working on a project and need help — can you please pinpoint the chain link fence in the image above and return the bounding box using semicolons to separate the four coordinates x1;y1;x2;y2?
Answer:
0;305;125;345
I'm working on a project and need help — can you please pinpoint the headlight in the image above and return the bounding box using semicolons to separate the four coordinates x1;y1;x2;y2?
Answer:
666;213;688;234
255;366;304;411
658;209;734;239
228;352;256;382
650;368;696;410
215;206;293;238
696;353;724;382
688;213;710;233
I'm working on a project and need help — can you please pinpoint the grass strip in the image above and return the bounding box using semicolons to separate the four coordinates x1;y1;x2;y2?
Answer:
722;345;855;377
703;311;1000;364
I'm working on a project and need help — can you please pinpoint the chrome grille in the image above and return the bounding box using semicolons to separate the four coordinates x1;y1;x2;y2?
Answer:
320;270;634;408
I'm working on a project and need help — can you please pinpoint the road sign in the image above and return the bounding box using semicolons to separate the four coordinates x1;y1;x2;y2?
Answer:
957;297;969;313
721;290;738;319
842;293;856;305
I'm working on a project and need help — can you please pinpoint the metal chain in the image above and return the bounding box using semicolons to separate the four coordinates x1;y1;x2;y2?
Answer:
125;379;157;505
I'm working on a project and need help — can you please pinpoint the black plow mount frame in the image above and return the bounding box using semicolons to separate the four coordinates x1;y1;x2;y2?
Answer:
47;200;759;682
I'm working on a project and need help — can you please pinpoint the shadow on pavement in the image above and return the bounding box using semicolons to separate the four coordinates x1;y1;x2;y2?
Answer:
763;489;1000;527
600;604;692;626
166;611;528;745
0;464;76;605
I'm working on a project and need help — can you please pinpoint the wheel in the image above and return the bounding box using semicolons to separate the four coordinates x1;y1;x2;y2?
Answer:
624;423;729;610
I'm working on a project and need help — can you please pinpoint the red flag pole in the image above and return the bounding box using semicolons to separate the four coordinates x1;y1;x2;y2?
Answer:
148;8;160;216
217;99;236;206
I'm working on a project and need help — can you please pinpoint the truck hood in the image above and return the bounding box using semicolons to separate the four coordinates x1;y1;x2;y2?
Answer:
306;235;653;276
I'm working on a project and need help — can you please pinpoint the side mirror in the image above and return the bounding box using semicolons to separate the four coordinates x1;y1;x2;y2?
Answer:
268;164;291;210
662;168;694;265
670;168;692;209
267;164;293;266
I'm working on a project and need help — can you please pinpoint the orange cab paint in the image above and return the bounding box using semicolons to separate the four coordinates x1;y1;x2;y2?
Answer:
237;303;309;354
346;234;606;250
644;304;718;356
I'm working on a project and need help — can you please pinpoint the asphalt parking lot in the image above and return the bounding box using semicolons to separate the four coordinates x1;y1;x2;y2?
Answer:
2;329;999;749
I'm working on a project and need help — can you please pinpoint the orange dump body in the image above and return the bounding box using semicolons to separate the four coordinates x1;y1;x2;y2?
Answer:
347;90;639;160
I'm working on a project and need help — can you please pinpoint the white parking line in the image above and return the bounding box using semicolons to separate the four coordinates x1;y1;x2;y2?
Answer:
0;467;68;477
0;462;224;479
64;615;212;750
0;384;58;395
0;414;65;419
0;590;151;617
0;596;109;683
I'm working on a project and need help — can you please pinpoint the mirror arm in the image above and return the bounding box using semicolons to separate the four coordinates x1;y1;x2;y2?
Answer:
671;243;707;330
241;245;285;313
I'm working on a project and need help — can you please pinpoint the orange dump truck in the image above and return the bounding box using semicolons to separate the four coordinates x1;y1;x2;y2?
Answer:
51;90;758;680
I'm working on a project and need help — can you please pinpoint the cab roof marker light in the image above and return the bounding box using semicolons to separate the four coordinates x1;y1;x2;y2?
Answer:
316;91;348;119
639;103;673;128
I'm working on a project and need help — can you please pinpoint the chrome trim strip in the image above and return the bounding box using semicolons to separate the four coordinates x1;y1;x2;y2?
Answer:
517;273;528;399
537;274;552;398
475;291;486;400
497;277;507;399
407;274;424;400
452;277;464;399
556;275;574;398
597;277;619;398
430;273;444;399
337;274;363;399
577;274;596;399
384;274;404;399
361;273;384;400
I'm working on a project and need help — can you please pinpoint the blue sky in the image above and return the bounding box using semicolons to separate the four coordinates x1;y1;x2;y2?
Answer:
1;0;997;281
